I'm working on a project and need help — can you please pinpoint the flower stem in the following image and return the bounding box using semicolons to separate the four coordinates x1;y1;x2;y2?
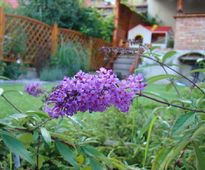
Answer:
137;93;205;113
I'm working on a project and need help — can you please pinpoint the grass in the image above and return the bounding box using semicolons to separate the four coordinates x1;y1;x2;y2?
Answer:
0;83;181;117
0;83;55;117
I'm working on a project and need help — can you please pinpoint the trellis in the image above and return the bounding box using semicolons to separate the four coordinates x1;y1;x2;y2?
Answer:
0;7;112;70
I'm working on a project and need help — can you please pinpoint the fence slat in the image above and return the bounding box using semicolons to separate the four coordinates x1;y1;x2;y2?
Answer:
0;7;5;60
51;23;58;56
2;12;112;69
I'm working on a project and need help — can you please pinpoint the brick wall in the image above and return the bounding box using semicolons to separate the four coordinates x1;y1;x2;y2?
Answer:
174;15;205;50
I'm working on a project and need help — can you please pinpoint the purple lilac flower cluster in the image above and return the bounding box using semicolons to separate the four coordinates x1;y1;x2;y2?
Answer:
45;68;146;118
24;83;44;97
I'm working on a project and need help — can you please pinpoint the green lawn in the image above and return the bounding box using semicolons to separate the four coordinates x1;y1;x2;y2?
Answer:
0;83;181;117
0;83;55;117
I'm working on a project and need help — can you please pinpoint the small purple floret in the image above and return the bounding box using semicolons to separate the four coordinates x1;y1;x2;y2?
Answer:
45;68;146;118
24;83;44;97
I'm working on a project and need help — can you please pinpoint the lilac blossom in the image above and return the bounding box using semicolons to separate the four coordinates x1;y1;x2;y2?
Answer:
44;68;146;118
24;83;44;97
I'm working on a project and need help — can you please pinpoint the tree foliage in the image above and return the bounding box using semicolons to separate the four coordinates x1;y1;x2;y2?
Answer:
16;0;114;41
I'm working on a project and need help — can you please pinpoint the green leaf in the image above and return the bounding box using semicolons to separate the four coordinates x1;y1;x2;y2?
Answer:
152;148;170;170
0;88;4;96
17;133;33;145
40;127;51;145
56;141;79;169
1;133;34;164
159;140;189;170
9;113;28;120
90;158;104;170
82;145;105;158
147;74;180;84
143;91;169;102
108;158;126;170
38;155;45;169
161;51;176;63
26;111;49;118
0;76;9;80
193;142;205;170
143;115;157;167
191;124;205;140
172;112;195;135
190;68;205;73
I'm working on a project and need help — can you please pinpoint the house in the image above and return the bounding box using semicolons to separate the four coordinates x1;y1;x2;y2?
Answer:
112;0;205;80
128;24;171;48
147;0;205;51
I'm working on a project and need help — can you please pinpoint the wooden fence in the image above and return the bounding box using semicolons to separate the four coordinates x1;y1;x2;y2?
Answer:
0;7;112;70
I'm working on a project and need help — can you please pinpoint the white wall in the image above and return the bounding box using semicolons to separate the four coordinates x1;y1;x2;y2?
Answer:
147;0;205;29
147;0;176;29
128;25;151;47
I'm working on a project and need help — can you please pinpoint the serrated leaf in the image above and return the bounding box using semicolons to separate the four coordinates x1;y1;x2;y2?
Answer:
161;51;176;63
1;133;34;164
172;112;195;135
0;88;4;96
147;74;180;84
193;142;205;170
56;141;79;169
40;127;51;145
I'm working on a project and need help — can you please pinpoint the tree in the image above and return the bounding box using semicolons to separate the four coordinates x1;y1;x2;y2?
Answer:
16;0;114;41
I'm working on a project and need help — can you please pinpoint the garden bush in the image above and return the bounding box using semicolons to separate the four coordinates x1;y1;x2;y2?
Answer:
0;47;205;169
40;42;88;81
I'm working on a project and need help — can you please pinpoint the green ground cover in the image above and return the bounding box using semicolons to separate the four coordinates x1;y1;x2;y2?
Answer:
0;82;204;169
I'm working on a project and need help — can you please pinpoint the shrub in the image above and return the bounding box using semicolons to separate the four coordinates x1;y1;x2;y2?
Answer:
51;42;88;76
40;42;88;81
3;27;27;58
17;0;114;41
0;61;6;76
40;67;66;81
3;62;26;80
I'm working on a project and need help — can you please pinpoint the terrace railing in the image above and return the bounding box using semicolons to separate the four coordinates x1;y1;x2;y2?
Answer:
0;7;112;70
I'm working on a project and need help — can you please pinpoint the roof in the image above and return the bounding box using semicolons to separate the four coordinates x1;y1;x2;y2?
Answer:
144;25;172;33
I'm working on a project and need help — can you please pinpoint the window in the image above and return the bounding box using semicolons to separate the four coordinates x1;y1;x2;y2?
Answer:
151;33;166;44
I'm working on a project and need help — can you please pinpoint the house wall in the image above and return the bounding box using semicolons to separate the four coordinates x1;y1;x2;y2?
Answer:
128;25;151;47
147;0;205;29
175;15;205;50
